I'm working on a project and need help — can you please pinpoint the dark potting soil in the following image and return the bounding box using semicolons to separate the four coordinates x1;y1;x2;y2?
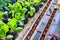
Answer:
34;5;39;13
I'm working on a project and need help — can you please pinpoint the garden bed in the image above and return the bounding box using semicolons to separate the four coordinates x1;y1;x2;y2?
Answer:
0;0;47;40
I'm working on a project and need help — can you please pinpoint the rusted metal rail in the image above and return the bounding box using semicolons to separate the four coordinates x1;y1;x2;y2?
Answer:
39;8;58;40
23;0;54;40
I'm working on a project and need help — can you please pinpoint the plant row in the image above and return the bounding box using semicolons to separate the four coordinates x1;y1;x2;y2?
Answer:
0;0;46;40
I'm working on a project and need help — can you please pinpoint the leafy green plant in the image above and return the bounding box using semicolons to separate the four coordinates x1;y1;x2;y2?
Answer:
30;0;41;5
24;1;31;8
14;2;22;13
7;18;17;32
0;0;17;7
1;24;9;34
8;3;14;10
22;7;27;14
0;0;46;40
0;11;4;20
15;13;21;20
11;10;15;17
7;18;23;32
0;21;9;40
28;6;35;16
27;0;41;6
7;3;27;25
15;13;25;25
14;3;27;25
0;0;11;8
33;0;41;5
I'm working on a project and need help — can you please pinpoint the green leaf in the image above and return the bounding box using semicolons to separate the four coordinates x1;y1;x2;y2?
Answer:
15;13;25;20
14;2;22;13
1;24;9;33
22;7;27;14
8;18;17;27
20;14;25;20
0;22;8;39
18;20;24;25
24;1;30;8
15;13;21;20
15;27;23;32
8;3;13;10
0;11;3;20
0;21;4;27
28;7;35;16
7;35;13;39
8;18;17;32
11;10;15;17
0;0;10;8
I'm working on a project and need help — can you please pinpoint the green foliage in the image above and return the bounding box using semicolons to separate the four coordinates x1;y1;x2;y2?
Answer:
22;7;27;14
15;13;25;20
0;21;4;26
11;10;15;17
15;13;21;20
26;0;41;6
0;0;10;8
28;6;35;16
14;2;22;13
8;3;14;10
1;24;9;33
0;11;4;20
24;1;30;8
0;21;9;39
0;0;45;39
18;0;25;2
16;27;23;32
7;18;17;32
33;0;41;4
7;18;23;32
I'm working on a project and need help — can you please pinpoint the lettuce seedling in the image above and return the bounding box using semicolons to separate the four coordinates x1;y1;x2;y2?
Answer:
8;3;14;10
0;21;9;40
15;13;21;20
7;18;17;32
28;6;35;16
15;13;25;25
7;18;23;32
22;7;27;14
14;2;22;13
